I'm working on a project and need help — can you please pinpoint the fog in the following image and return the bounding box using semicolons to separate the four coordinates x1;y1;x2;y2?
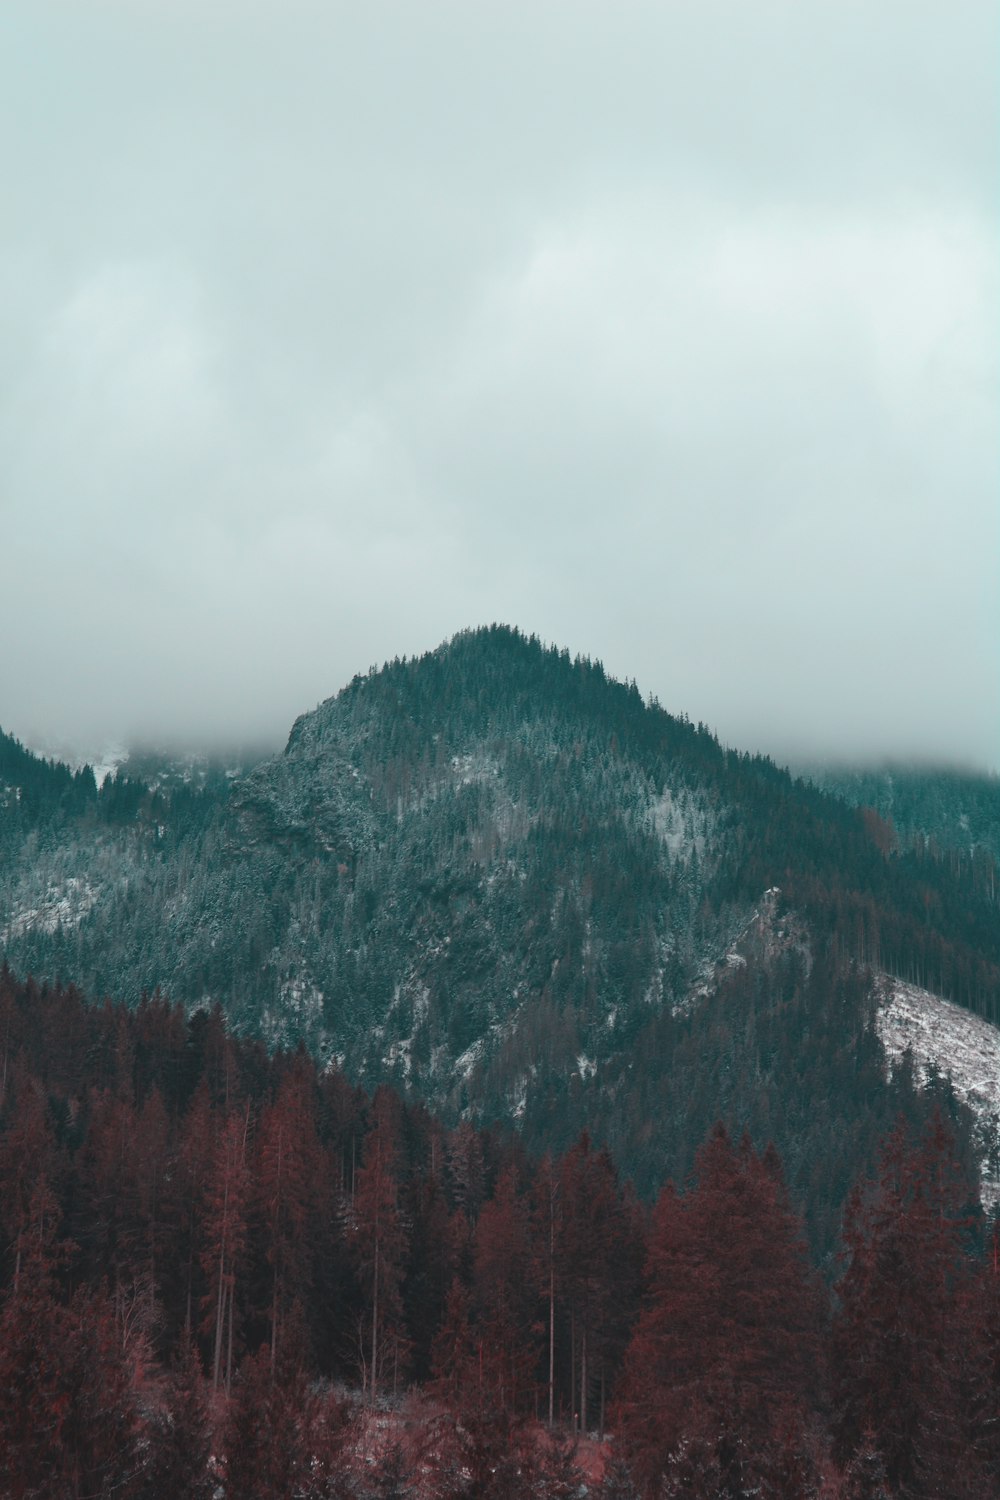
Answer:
2;2;996;768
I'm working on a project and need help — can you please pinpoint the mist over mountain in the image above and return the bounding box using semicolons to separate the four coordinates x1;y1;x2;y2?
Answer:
2;625;998;1260
803;761;1000;866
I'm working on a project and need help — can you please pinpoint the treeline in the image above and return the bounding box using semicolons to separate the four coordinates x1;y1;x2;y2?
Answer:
291;625;1000;1023
568;943;983;1265
808;763;1000;866
0;966;997;1498
0;724;224;845
3;629;1000;1104
0;727;100;832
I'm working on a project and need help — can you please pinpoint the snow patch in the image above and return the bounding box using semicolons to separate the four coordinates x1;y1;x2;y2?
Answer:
454;1038;485;1080
3;877;100;939
648;787;714;861
385;1038;412;1079
450;752;499;786
275;974;325;1029
876;975;1000;1206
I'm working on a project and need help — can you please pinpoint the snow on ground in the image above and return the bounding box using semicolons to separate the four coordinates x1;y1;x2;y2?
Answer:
449;751;499;786
648;786;714;861
3;877;100;939
876;975;1000;1205
25;737;129;790
385;1037;413;1079
454;1038;485;1080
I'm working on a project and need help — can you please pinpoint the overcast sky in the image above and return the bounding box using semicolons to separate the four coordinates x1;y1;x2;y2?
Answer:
2;2;997;769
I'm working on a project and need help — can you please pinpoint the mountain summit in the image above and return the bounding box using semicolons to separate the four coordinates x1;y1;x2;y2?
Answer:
2;625;998;1250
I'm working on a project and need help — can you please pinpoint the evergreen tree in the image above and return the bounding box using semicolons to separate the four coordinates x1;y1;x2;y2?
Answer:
352;1087;408;1402
618;1123;821;1493
141;1326;214;1500
832;1112;975;1494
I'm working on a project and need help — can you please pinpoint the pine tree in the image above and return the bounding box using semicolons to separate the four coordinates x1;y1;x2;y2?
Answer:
0;1185;144;1500
141;1326;214;1500
841;1431;893;1500
595;1455;641;1500
471;1163;538;1415
255;1063;321;1374
224;1344;315;1500
832;1112;974;1493
351;1087;408;1403
556;1134;637;1435
618;1124;821;1493
429;1275;476;1407
200;1104;252;1394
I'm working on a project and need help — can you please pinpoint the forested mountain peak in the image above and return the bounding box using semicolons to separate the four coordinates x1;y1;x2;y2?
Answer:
284;623;718;767
2;627;999;1269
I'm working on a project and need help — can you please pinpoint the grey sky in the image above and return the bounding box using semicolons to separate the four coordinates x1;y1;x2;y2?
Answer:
2;1;997;768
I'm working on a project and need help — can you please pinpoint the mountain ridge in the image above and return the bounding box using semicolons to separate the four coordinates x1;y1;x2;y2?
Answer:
1;625;997;1257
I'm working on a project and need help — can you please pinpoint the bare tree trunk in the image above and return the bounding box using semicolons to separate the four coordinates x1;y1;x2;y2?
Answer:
581;1324;588;1434
548;1182;556;1428
548;1254;555;1429
271;1125;283;1379
570;1311;576;1433
212;1254;225;1391
370;1233;379;1407
226;1275;234;1394
211;1176;229;1392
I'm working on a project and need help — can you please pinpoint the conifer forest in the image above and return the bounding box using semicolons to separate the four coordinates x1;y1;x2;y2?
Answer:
1;631;1000;1496
1;967;998;1500
4;0;996;1491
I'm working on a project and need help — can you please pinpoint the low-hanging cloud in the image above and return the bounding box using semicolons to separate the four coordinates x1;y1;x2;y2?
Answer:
1;1;996;768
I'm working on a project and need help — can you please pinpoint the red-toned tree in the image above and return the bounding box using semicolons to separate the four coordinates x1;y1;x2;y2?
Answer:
429;1274;477;1408
351;1086;408;1402
556;1133;640;1435
0;1181;144;1499
172;1078;214;1342
832;1112;978;1495
224;1341;318;1500
0;1062;59;1294
531;1152;560;1428
254;1061;322;1374
618;1124;821;1495
200;1104;252;1394
401;1164;458;1381
471;1163;538;1416
141;1325;215;1500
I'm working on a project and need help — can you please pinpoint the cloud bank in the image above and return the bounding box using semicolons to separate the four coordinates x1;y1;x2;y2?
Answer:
2;2;997;767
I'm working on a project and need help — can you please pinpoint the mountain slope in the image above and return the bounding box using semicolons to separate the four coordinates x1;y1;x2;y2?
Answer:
1;627;998;1256
805;763;1000;865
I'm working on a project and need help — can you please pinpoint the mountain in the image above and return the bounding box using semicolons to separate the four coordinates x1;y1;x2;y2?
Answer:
804;761;1000;865
2;625;998;1257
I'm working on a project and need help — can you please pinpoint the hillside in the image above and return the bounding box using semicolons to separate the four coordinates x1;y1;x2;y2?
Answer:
805;762;1000;865
1;626;998;1255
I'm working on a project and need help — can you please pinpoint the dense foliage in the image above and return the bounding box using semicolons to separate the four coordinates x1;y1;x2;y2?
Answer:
2;629;998;1269
807;762;1000;865
0;966;995;1498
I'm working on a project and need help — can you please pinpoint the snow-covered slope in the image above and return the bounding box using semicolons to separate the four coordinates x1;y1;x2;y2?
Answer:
877;975;1000;1203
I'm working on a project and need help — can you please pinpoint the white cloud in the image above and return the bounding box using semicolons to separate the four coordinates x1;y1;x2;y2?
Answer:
0;2;996;766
